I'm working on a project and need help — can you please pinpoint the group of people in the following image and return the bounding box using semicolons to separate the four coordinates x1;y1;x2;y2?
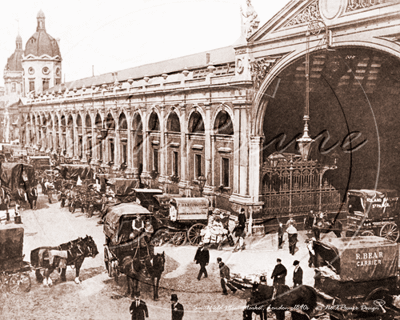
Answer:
129;292;184;320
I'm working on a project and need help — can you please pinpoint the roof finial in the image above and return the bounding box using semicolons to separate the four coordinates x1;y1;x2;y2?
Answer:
36;9;46;31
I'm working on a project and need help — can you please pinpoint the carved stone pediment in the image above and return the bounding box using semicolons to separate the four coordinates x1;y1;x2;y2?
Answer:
284;0;321;28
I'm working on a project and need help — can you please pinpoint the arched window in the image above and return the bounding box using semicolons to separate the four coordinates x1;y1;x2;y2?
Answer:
105;113;115;129
67;115;73;127
132;114;143;132
119;113;127;130
95;114;102;129
167;112;181;132
188;111;204;133
214;110;233;135
76;114;82;127
148;112;160;131
85;114;91;128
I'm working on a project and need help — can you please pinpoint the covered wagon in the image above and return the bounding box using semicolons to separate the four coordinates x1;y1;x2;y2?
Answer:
314;236;400;319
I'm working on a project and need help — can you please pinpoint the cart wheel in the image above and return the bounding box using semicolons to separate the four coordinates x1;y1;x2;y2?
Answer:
151;229;170;247
187;223;206;246
380;222;400;242
361;230;375;237
172;231;187;246
9;272;31;294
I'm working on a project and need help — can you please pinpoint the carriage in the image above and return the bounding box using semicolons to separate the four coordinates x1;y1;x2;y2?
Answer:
150;197;210;246
103;203;162;279
345;189;400;242
313;236;400;320
0;223;31;294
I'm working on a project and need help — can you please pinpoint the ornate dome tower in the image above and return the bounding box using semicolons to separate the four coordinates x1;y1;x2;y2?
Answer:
22;10;62;94
3;33;24;96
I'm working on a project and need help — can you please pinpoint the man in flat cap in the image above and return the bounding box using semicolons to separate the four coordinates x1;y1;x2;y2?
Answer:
171;294;184;320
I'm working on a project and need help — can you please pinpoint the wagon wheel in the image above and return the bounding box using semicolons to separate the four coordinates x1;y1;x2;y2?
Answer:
187;223;206;245
171;231;187;246
150;229;171;247
361;230;375;237
9;272;31;294
380;222;400;242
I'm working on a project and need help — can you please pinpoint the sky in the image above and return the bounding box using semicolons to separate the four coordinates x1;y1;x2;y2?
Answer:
0;0;291;86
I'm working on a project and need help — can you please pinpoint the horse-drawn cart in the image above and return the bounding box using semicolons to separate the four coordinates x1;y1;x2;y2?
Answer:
103;203;165;299
0;223;31;293
314;236;400;320
345;189;400;241
150;197;210;246
103;203;162;278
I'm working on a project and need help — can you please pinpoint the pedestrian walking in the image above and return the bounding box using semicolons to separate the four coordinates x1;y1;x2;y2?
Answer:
307;237;317;268
293;260;303;287
217;257;237;295
233;208;246;252
271;258;287;286
287;224;298;255
171;294;184;320
129;291;149;320
194;244;209;280
277;221;284;249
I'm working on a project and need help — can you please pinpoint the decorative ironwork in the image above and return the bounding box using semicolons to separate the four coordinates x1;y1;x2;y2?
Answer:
346;0;387;12
250;57;279;89
284;0;321;28
261;152;340;217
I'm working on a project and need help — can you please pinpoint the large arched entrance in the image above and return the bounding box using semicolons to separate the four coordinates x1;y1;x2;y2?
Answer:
257;46;400;216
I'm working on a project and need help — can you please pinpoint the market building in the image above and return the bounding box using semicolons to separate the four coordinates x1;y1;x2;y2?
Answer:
15;0;400;221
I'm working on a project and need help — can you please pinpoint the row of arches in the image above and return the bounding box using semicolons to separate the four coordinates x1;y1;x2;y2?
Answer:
27;109;234;136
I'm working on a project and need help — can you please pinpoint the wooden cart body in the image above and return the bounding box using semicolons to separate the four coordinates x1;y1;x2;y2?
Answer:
314;236;400;319
345;189;400;241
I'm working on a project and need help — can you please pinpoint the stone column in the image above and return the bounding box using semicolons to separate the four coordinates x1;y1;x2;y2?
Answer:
239;107;249;196
81;115;87;163
179;104;187;192
249;136;263;203
140;111;150;180
114;120;121;169
204;103;212;188
52;115;57;151
159;105;166;182
72;114;79;161
125;112;134;177
233;104;240;195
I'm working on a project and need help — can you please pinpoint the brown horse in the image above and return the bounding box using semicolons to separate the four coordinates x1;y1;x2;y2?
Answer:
120;252;165;300
243;284;318;320
30;235;99;286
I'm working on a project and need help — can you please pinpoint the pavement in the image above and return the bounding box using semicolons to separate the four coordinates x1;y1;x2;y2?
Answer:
2;194;337;320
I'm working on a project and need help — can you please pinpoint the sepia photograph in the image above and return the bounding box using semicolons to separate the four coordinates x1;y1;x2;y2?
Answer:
1;0;400;319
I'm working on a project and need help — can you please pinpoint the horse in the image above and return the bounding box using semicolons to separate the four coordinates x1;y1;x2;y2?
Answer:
243;284;317;320
30;235;99;286
120;251;165;300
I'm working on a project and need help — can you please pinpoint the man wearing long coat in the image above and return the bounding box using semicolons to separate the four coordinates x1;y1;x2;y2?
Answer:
271;259;287;286
129;292;148;320
194;244;209;280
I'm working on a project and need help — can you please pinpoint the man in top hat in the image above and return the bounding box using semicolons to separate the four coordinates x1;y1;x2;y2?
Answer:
129;291;148;320
233;208;246;252
194;244;210;280
171;294;184;320
293;260;303;287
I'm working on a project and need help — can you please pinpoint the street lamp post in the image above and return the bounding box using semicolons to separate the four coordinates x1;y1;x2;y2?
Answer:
197;175;206;197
